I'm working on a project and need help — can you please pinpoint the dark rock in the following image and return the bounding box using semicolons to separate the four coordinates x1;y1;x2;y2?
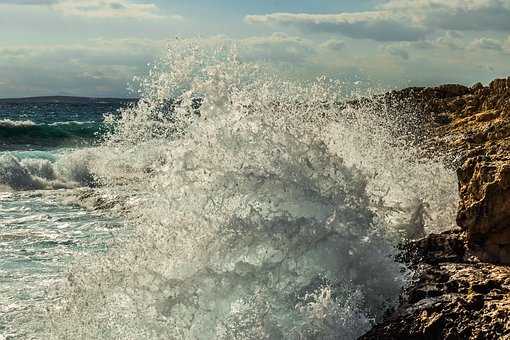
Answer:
361;246;510;340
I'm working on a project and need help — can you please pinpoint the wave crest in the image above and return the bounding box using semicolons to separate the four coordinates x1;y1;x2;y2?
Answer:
0;151;99;190
0;119;101;148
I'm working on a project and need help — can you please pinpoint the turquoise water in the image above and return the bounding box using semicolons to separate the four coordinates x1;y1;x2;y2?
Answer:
0;100;131;150
0;102;127;338
0;189;121;337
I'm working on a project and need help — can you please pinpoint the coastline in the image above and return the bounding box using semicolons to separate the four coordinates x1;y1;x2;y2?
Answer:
362;77;510;339
2;78;509;338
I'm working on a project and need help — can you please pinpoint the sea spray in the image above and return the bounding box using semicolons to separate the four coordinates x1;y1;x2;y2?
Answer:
37;40;458;339
326;100;459;236
0;150;100;190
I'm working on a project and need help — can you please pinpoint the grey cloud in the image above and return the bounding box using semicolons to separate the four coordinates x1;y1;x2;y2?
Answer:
245;12;429;42
246;1;510;46
384;45;410;60
383;0;510;32
393;33;464;52
0;38;166;97
425;7;510;32
110;3;126;10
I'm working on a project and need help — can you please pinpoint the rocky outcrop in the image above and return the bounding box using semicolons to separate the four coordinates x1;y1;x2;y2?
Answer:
362;231;510;340
424;78;510;263
384;77;510;263
457;158;510;263
361;78;510;339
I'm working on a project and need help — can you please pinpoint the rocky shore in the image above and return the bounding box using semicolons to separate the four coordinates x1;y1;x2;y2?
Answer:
361;78;510;339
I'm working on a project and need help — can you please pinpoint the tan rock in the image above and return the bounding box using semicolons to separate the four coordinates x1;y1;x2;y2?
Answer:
361;232;510;340
458;159;510;263
361;77;510;339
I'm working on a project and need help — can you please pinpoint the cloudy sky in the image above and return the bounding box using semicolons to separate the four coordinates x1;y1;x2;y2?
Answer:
1;0;509;98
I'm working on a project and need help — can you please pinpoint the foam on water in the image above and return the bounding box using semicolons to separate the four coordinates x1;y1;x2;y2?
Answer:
0;190;120;338
30;40;458;339
0;119;37;127
0;150;100;191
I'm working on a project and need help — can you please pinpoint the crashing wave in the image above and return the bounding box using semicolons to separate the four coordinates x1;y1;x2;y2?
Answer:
34;40;458;339
0;119;37;127
0;119;102;148
0;150;99;190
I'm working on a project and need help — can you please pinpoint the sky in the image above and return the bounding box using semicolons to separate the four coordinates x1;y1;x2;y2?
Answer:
1;0;510;98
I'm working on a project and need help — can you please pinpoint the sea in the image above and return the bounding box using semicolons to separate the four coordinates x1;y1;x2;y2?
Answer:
0;40;459;339
0;99;135;338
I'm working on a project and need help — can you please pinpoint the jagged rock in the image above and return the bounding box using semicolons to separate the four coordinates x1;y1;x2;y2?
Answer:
397;229;467;266
457;158;510;263
361;78;510;339
393;77;510;263
361;232;510;340
65;188;134;213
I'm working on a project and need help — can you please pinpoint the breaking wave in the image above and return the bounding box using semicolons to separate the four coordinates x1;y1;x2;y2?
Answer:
33;40;458;339
0;150;98;190
0;119;102;148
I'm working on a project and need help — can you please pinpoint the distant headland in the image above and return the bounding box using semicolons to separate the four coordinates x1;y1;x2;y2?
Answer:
0;96;139;104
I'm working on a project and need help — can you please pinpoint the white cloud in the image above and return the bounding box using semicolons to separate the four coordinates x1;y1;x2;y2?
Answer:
245;12;429;42
50;0;177;19
0;0;57;4
0;0;181;20
469;37;504;51
320;39;346;51
381;0;510;32
239;33;315;63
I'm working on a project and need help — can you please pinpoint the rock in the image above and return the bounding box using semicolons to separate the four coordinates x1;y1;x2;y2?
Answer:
397;230;467;266
360;78;510;339
390;77;510;263
361;233;510;340
457;158;510;263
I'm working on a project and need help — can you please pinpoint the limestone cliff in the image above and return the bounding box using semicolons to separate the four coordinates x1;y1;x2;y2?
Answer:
361;78;510;339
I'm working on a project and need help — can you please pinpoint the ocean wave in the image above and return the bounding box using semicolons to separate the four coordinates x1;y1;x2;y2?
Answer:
49;120;96;126
0;151;97;190
0;119;36;127
34;40;458;339
0;119;102;147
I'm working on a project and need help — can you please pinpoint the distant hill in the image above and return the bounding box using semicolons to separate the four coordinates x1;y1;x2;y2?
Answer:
0;96;139;104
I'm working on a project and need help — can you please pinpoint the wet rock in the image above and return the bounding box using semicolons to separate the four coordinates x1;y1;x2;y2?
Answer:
390;77;510;263
65;188;134;213
361;234;510;340
361;78;510;339
457;158;510;263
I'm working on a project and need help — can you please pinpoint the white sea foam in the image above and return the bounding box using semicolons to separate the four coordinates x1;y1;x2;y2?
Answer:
0;152;98;190
0;119;36;127
0;119;96;128
48;120;96;126
33;39;458;339
0;154;48;190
